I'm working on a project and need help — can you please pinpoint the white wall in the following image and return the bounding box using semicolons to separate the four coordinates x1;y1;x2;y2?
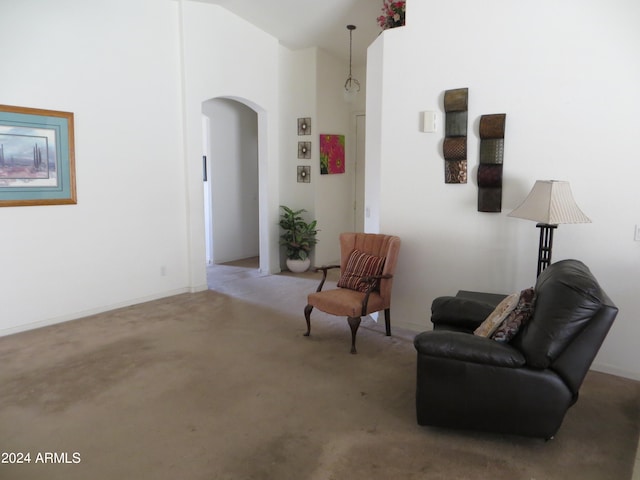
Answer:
277;47;362;268
364;38;384;234
203;99;259;264
278;47;317;269
313;49;358;265
0;0;189;334
0;0;346;334
179;1;281;277
368;0;640;379
4;0;637;381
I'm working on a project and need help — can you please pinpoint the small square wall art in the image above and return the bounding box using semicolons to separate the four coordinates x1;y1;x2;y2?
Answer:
297;117;311;136
319;134;345;175
298;141;311;159
297;165;310;183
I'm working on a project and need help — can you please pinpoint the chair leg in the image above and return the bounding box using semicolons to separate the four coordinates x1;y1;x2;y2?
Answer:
347;316;361;354
384;308;391;336
304;304;313;336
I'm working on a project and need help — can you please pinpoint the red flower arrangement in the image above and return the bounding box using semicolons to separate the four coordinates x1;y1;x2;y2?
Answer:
377;0;406;30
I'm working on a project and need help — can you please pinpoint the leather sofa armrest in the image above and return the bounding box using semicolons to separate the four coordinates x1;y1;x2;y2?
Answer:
414;330;526;368
430;296;497;331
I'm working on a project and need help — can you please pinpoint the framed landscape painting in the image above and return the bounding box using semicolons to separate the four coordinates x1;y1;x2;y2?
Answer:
0;105;76;207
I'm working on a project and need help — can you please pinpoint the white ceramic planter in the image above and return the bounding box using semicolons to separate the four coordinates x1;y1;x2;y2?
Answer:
286;258;311;273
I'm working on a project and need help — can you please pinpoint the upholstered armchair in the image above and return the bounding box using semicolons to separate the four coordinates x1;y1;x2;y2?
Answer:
414;259;617;439
304;232;401;354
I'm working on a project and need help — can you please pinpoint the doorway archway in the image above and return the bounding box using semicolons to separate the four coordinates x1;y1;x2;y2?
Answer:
202;97;266;277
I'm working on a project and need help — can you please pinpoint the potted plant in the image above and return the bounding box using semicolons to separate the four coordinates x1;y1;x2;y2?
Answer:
279;205;319;272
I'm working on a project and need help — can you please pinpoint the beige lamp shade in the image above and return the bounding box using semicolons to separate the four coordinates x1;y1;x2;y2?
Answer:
508;180;591;225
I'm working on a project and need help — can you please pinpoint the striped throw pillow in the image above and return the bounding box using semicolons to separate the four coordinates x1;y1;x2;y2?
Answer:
337;250;386;293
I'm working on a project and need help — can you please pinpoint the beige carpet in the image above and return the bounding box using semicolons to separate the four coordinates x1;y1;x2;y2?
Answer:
0;259;639;480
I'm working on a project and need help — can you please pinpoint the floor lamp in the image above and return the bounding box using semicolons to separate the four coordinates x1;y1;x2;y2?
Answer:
508;180;591;277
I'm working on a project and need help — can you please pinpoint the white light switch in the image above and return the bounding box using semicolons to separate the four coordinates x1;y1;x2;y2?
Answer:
635;224;640;242
422;111;437;133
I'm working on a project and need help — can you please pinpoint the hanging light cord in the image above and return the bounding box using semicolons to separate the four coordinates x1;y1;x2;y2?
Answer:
345;25;360;93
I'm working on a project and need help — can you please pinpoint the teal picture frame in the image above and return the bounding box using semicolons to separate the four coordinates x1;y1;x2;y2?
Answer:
0;104;76;207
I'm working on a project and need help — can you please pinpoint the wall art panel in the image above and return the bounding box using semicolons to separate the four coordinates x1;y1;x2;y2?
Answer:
297;117;311;135
297;165;310;183
443;88;468;183
477;113;506;212
298;141;311;159
319;134;345;174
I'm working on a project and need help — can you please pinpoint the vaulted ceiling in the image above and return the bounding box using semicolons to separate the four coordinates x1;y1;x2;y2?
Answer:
200;0;384;68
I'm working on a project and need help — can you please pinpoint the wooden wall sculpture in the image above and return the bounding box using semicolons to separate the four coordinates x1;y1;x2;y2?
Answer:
443;88;468;183
477;113;506;212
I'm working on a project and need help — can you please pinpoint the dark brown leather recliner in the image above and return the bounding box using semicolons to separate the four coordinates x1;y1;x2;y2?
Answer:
414;259;617;439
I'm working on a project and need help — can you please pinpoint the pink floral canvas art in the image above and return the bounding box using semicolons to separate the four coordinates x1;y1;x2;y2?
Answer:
319;134;345;175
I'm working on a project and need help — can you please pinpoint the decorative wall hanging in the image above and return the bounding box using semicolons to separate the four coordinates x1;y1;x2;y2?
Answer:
297;117;311;136
443;88;468;184
0;104;76;207
297;166;310;183
298;141;311;159
477;113;507;212
319;134;345;175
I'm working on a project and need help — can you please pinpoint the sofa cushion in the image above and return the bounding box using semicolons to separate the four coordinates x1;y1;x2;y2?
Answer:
337;249;385;293
414;330;526;367
474;292;520;337
431;296;498;332
513;260;604;368
491;287;536;343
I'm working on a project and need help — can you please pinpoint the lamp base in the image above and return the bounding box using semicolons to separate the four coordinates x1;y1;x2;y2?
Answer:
536;223;557;277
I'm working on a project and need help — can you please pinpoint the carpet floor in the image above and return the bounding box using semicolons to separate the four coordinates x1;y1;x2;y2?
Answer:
0;258;638;480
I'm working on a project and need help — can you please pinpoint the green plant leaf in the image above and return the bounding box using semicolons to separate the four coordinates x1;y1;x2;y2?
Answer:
278;205;319;260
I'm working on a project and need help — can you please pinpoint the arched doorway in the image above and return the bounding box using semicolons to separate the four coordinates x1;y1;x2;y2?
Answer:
202;97;260;277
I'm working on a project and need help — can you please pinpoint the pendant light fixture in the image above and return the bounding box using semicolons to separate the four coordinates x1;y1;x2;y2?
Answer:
344;24;360;103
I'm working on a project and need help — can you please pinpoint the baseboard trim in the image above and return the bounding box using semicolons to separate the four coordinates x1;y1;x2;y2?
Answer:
590;362;640;382
0;287;191;338
189;283;209;293
393;319;427;334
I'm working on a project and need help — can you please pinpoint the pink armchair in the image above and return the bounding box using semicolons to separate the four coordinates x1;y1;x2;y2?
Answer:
304;232;401;353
